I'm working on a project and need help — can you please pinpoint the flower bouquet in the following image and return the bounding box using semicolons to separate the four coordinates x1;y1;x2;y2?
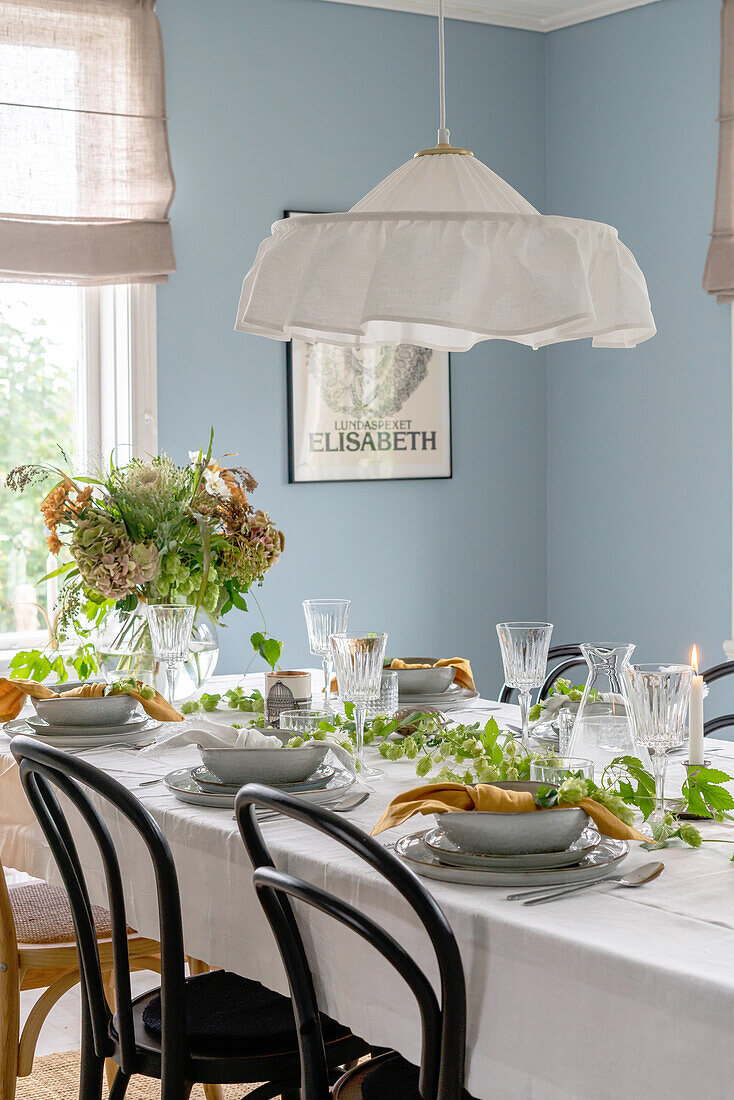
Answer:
6;433;284;696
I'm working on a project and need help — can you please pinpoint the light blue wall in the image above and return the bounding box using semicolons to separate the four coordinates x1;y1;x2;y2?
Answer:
156;0;548;691
545;0;732;698
157;0;733;713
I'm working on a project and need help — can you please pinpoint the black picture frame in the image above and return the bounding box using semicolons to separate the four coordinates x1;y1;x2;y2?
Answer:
284;211;453;485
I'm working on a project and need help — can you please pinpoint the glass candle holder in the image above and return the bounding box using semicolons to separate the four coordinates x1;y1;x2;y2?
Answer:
366;671;399;719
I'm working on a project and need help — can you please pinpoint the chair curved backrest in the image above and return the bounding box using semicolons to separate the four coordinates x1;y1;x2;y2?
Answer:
499;644;586;704
9;736;188;1089
700;662;734;736
704;714;734;737
235;783;467;1100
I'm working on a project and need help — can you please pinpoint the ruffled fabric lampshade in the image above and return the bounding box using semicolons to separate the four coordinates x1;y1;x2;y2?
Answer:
235;144;656;352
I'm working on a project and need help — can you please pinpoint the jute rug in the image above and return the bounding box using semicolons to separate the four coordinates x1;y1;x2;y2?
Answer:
16;1051;266;1099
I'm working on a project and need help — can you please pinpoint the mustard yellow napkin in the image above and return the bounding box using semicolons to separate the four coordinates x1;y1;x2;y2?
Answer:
370;781;647;842
330;657;476;695
0;678;183;724
389;658;475;692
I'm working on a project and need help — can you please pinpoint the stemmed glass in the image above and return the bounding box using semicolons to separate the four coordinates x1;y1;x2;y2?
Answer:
145;604;196;705
330;631;387;781
623;663;694;831
303;599;351;712
496;622;553;748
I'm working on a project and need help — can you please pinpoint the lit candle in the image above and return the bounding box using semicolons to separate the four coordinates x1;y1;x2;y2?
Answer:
689;645;705;766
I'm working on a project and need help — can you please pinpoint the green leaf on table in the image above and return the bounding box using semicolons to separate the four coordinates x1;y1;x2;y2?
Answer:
699;784;734;812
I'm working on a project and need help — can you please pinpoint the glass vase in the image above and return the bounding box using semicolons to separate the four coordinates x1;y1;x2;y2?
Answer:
567;643;651;777
93;603;219;702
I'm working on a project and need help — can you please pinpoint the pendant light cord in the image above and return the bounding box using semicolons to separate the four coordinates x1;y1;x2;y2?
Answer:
437;0;450;144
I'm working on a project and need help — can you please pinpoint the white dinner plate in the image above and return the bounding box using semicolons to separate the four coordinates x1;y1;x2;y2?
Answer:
422;824;600;870
164;766;355;808
25;712;149;737
3;717;161;750
190;762;335;794
395;830;629;887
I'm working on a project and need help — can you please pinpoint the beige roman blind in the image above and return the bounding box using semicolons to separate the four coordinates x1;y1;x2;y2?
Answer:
705;0;734;302
0;0;176;285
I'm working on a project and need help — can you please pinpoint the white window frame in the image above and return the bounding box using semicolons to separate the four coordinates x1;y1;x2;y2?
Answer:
0;283;157;660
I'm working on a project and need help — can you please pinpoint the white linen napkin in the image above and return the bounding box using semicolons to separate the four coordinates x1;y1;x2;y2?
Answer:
141;717;282;753
193;722;282;749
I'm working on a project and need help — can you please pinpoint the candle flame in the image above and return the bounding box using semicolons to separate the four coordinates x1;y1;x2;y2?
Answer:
691;644;699;675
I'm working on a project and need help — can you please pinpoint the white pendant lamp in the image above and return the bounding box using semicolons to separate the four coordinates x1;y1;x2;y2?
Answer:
235;2;655;352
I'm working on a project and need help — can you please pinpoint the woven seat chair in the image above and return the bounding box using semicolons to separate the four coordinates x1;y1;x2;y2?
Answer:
0;855;160;1100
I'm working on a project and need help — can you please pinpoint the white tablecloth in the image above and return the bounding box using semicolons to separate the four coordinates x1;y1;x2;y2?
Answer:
3;673;734;1100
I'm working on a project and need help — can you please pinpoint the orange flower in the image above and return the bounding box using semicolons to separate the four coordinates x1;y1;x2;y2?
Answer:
45;531;62;554
68;485;93;516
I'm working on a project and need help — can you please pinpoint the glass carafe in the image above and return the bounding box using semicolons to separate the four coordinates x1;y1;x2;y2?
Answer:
567;644;651;777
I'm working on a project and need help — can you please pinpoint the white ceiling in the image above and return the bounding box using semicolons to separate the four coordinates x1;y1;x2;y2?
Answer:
318;0;663;32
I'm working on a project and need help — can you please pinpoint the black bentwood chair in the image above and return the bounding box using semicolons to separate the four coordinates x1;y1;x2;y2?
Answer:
9;737;368;1100
499;644;587;705
235;783;478;1100
702;660;734;737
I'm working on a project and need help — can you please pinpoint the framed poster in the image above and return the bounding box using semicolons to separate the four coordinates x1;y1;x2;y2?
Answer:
285;211;452;484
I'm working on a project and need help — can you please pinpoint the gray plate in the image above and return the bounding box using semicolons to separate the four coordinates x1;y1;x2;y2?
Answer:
190;762;335;794
398;687;480;712
26;712;149;736
164;767;355;808
4;716;160;750
395;830;629;887
422;824;600;870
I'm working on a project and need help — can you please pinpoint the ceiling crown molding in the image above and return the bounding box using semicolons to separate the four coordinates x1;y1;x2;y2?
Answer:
315;0;663;32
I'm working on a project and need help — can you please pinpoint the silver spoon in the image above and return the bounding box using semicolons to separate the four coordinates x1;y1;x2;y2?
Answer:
507;861;664;906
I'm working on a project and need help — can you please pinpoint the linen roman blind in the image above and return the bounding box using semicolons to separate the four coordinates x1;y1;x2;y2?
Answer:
0;0;176;285
704;0;734;302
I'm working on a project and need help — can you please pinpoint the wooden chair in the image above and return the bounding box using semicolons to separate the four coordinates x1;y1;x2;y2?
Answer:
10;735;369;1100
236;783;478;1100
0;854;160;1100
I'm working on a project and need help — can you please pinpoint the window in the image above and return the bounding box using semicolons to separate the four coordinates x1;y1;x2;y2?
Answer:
0;283;156;651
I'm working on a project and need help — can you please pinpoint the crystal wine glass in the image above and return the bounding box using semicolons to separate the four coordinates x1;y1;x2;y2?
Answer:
330;631;387;781
623;663;694;831
496;622;553;748
303;599;350;712
145;604;196;705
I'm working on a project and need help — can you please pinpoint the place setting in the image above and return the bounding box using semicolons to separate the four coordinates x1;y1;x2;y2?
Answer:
384;656;481;712
0;679;166;750
147;708;365;814
371;754;642;892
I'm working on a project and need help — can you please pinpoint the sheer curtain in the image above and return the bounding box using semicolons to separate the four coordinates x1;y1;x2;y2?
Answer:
0;0;176;285
705;0;734;302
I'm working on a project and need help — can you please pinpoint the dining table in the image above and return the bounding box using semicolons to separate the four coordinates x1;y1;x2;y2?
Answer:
2;671;734;1100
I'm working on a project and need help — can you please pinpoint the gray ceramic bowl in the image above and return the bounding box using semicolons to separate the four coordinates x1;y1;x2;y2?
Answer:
435;781;588;855
390;659;456;696
199;742;331;785
34;693;139;727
